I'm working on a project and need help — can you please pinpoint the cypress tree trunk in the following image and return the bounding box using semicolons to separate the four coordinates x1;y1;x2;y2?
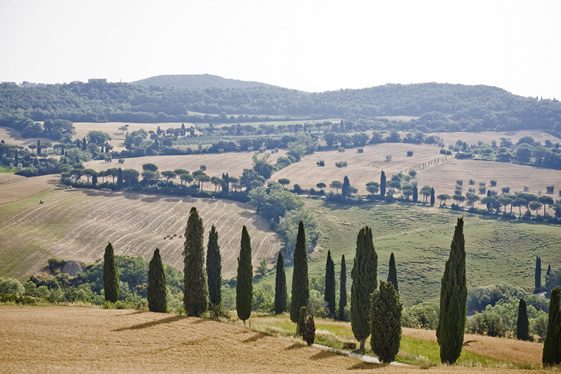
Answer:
324;250;336;318
148;248;167;313
290;221;309;323
436;217;467;364
370;281;402;363
380;171;386;198
387;252;398;293
236;226;253;323
274;251;287;314
516;298;530;341
543;287;561;366
351;226;378;352
103;242;119;302
535;256;542;293
183;207;208;317
338;255;347;321
206;225;222;307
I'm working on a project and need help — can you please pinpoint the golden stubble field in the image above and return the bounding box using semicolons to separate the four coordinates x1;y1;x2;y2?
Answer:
0;173;57;205
272;143;445;194
84;151;286;181
0;306;543;373
0;189;281;279
0;126;56;148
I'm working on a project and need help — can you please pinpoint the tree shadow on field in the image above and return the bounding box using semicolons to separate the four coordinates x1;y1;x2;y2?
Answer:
310;350;340;360
286;342;305;350
117;310;146;316
347;362;387;370
243;332;268;343
113;315;184;331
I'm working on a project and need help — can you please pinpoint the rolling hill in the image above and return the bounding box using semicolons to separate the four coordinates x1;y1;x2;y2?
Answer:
133;74;278;90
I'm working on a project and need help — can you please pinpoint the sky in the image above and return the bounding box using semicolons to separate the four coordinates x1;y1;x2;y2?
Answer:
0;0;560;98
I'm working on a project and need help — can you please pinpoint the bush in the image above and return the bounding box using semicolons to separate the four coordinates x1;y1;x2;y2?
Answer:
467;284;526;314
402;302;439;329
0;277;25;295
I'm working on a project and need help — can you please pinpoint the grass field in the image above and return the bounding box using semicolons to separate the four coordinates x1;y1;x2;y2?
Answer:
256;198;561;306
0;126;56;148
0;189;281;280
84;150;286;181
0;306;541;373
272;143;444;194
251;314;542;369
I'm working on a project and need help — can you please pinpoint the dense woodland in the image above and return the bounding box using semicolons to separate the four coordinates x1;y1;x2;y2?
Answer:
1;79;561;134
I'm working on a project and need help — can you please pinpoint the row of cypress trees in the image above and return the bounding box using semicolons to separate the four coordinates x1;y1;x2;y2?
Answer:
102;242;167;313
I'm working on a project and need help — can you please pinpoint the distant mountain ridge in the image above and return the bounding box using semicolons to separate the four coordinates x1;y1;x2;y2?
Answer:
133;74;280;90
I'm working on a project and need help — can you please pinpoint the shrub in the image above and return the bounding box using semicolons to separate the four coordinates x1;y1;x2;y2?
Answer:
402;302;439;329
303;315;316;346
490;180;497;187
0;277;25;296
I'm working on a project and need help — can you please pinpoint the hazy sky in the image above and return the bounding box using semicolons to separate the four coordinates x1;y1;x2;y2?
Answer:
1;0;560;98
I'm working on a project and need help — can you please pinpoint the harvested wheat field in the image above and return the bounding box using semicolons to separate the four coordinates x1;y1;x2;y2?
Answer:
0;173;57;205
85;151;286;180
0;189;281;279
432;130;561;147
73;122;187;151
416;159;561;198
0;306;542;373
272;143;443;194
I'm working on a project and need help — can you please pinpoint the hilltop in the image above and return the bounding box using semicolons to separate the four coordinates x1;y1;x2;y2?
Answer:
133;73;279;90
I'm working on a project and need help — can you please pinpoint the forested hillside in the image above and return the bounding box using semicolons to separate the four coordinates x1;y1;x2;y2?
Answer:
1;78;560;132
133;74;277;90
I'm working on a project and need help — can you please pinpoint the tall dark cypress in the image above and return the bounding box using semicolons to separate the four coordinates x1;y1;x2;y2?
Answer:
206;225;222;307
183;207;208;317
380;171;386;198
338;255;347;321
342;176;351;198
437;217;467;364
535;256;542;293
148;248;167;313
430;187;436;207
543;287;561;366
516;299;530;341
290;221;309;323
274;251;287;314
117;168;124;188
103;242;119;302
370;281;402;363
351;226;378;352
387;252;398;293
236;226;253;323
412;185;418;203
324;250;336;318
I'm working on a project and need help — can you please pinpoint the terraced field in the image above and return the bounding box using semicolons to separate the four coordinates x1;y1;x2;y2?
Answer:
0;189;281;279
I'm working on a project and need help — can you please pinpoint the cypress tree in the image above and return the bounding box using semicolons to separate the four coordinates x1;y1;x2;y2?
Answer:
380;171;386;198
371;281;402;363
516;299;530;341
324;250;336;318
148;248;167;313
236;226;253;323
535;256;542;293
543;287;561;366
412;184;418;203
290;221;309;323
342;176;351;198
338;255;347;321
206;225;222;307
297;306;308;337
304;314;316;346
117;168;124;188
437;217;467;364
387;252;398;293
430;187;436;207
92;173;98;188
274;251;287;314
183;207;208;317
103;242;119;302
351;226;378;352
